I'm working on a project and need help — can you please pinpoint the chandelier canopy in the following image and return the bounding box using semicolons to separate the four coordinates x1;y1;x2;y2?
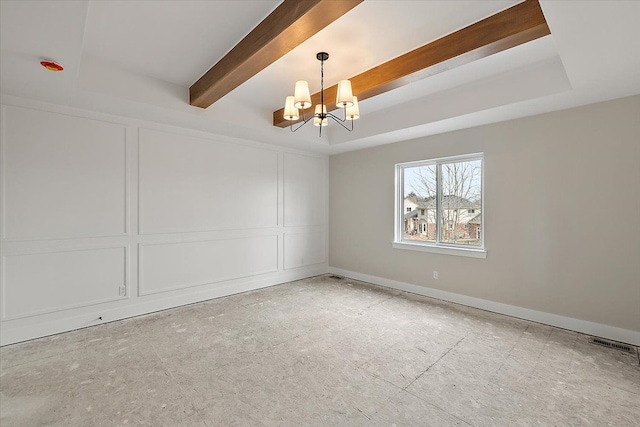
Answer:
283;52;360;136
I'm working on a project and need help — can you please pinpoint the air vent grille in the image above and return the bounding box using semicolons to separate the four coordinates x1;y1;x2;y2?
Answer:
589;337;635;354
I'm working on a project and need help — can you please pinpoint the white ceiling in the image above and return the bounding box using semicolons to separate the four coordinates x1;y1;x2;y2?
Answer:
1;0;639;155
82;0;280;86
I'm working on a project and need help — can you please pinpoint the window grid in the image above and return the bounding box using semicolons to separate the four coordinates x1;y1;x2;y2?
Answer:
395;153;484;251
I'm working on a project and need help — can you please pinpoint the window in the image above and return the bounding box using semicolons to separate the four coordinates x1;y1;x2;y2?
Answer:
406;207;412;212
394;153;484;257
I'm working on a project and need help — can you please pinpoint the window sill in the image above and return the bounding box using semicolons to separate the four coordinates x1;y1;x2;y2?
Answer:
392;241;487;259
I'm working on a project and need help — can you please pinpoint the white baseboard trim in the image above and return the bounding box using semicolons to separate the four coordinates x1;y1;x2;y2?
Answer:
1;267;327;346
329;267;640;347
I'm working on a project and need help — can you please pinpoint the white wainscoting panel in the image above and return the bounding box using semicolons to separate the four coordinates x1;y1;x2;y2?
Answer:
283;153;326;227
139;128;278;234
284;231;326;270
1;106;127;240
139;235;279;295
0;97;328;346
2;247;127;319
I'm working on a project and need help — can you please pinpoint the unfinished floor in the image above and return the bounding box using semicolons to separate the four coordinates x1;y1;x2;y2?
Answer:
1;275;639;426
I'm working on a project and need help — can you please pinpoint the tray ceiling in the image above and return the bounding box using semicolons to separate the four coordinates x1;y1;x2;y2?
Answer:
1;0;639;154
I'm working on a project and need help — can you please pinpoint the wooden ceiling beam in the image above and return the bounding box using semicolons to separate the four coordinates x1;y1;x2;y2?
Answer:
189;0;363;109
273;0;550;127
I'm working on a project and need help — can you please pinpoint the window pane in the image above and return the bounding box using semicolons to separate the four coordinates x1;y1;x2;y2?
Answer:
403;165;437;243
439;159;482;246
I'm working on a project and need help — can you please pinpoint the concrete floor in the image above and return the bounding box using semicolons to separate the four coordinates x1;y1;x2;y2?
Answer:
1;275;639;426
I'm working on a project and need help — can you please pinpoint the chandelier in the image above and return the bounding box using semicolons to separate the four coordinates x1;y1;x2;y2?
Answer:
283;52;360;136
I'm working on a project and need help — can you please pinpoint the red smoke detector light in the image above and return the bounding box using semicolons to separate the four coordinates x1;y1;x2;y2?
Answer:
40;60;64;72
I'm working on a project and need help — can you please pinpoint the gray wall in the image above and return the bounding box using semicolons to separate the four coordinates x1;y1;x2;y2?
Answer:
330;95;640;332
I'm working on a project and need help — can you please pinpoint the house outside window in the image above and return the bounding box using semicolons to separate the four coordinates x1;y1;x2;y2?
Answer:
395;153;484;257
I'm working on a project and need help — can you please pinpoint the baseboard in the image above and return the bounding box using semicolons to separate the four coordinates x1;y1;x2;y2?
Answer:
0;266;327;346
329;267;640;346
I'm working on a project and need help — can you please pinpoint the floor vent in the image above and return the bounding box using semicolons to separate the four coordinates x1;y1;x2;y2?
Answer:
329;275;343;280
589;337;635;354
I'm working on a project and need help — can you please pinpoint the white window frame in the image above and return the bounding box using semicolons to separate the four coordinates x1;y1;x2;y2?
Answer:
393;153;486;259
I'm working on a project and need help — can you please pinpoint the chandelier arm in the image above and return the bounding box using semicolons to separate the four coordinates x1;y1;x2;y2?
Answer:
289;114;316;132
326;111;347;123
327;114;354;131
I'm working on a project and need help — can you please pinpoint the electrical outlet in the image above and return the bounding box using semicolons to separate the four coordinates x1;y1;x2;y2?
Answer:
119;286;126;297
433;270;439;280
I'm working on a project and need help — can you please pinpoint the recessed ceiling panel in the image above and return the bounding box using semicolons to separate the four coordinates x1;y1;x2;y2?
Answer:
228;0;523;111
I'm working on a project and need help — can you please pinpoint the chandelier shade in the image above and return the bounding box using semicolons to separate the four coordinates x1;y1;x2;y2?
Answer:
336;80;354;108
293;81;312;109
283;96;299;121
282;52;360;137
346;96;360;120
314;104;328;126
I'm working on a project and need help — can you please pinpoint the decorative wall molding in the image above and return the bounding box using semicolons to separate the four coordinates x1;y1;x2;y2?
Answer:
0;98;329;346
0;105;129;242
0;265;327;346
138;235;279;296
284;231;326;270
137;127;279;235
283;152;327;227
1;246;129;320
